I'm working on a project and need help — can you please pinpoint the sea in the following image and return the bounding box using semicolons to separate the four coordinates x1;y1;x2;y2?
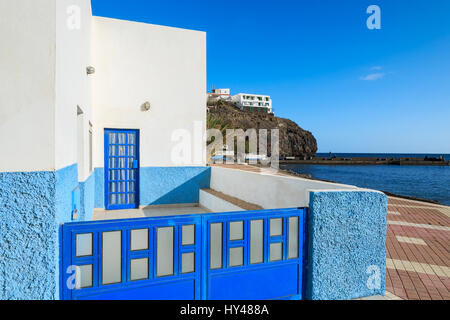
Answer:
280;153;450;206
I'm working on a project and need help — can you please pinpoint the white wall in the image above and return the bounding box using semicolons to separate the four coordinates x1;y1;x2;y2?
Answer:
0;0;93;177
210;167;357;209
0;3;206;173
91;17;207;168
55;0;93;180
199;190;244;213
0;0;56;172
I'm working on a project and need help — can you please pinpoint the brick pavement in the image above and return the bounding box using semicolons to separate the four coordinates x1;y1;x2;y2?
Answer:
386;197;450;300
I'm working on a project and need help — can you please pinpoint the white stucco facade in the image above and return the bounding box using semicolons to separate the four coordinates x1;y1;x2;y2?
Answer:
0;0;206;174
0;0;57;172
91;17;207;168
55;0;94;181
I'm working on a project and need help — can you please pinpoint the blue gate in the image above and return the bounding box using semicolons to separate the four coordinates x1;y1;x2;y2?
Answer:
60;208;306;300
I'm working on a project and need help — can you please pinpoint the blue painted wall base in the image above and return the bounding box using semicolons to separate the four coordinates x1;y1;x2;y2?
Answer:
79;173;95;221
0;164;96;300
94;166;211;209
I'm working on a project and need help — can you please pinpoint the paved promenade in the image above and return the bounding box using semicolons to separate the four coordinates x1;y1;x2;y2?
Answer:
386;197;450;300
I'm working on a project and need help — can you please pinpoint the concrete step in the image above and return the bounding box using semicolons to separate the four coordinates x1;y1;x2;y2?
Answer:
200;188;263;213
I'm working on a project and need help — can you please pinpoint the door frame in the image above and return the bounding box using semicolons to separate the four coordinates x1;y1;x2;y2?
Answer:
104;128;140;210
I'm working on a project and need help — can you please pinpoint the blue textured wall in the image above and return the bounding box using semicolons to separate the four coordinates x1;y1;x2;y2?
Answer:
55;164;78;224
0;171;58;300
94;167;105;209
94;166;211;208
79;173;95;221
0;164;81;300
140;167;211;206
306;190;387;300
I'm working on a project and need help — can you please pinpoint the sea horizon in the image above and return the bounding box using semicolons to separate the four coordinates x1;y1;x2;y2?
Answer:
282;155;450;205
316;152;450;161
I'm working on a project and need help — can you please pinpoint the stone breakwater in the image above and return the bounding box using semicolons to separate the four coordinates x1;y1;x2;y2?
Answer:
280;157;450;166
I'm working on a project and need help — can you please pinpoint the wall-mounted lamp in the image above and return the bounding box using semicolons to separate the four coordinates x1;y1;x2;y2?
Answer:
141;101;151;111
86;66;96;75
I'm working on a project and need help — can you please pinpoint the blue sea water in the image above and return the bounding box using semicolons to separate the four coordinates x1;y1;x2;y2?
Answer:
281;153;450;206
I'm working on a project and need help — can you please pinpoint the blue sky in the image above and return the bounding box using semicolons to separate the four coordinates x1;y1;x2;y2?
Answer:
91;0;450;153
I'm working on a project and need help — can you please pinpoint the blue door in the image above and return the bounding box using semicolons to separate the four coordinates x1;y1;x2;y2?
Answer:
105;129;140;210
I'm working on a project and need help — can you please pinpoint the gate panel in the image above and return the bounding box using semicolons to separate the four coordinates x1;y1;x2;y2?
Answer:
202;208;306;300
61;208;306;300
61;215;202;300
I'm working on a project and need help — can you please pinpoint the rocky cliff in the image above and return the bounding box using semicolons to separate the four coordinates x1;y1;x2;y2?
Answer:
208;101;317;157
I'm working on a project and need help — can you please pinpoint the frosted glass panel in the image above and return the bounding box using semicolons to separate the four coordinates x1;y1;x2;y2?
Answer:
229;221;244;241
75;265;92;289
109;158;116;168
109;145;116;156
108;133;116;143
157;227;174;277
118;133;126;144
270;218;283;237
288;217;299;259
182;225;195;246
229;247;244;267
109;182;117;192
128;194;135;204
131;229;148;251
109;194;117;205
76;233;92;257
181;253;195;274
108;170;116;180
250;220;264;264
118;158;126;169
102;231;122;285
130;258;148;281
270;242;283;262
118;194;126;205
210;223;222;270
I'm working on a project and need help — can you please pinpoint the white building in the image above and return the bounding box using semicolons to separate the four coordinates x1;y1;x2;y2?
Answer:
207;88;231;101
232;93;273;113
0;0;207;299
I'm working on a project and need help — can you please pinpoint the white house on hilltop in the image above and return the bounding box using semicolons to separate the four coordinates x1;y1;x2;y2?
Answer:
207;88;231;102
232;93;273;113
